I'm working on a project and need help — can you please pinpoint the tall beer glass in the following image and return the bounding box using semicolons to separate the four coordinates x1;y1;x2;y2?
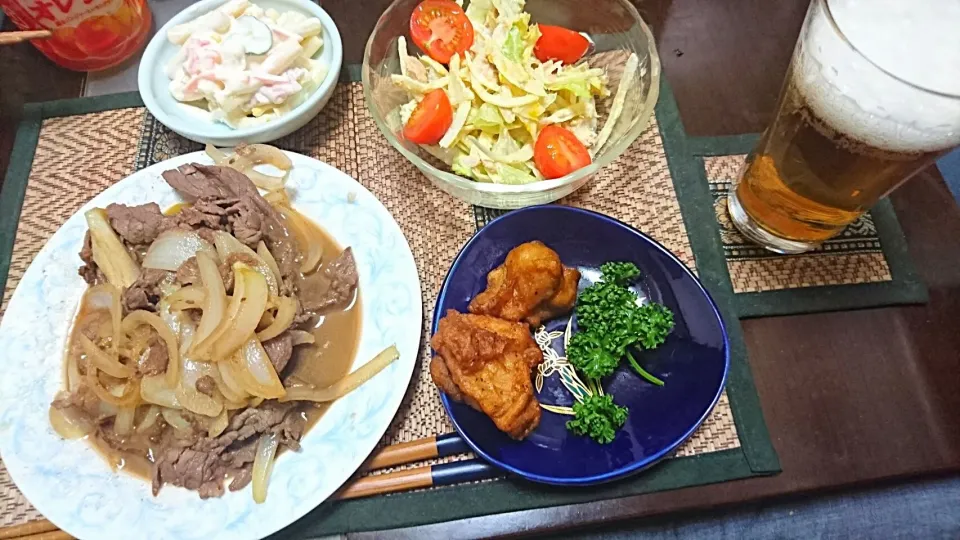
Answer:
728;0;960;254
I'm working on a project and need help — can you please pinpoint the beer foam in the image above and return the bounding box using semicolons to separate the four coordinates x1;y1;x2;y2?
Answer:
794;0;960;154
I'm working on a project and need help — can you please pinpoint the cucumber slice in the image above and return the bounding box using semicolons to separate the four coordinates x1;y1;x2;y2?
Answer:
235;16;273;55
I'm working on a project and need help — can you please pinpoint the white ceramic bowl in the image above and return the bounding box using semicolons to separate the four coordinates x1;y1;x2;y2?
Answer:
138;0;343;146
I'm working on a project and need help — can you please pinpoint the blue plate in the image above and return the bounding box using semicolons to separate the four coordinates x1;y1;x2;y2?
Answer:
432;206;730;485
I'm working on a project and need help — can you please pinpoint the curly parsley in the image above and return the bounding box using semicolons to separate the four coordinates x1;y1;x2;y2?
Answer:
566;394;629;444
566;261;674;386
538;261;675;444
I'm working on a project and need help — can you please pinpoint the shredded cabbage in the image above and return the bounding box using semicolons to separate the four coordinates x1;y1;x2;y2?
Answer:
393;0;627;182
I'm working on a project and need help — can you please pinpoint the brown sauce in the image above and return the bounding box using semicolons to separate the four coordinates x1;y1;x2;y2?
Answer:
62;206;361;481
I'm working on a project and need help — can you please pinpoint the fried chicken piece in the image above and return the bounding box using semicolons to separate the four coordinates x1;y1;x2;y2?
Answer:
468;241;580;327
526;266;581;327
430;310;543;439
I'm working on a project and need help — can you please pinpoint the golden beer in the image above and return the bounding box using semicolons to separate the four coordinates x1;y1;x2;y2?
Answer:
728;0;960;253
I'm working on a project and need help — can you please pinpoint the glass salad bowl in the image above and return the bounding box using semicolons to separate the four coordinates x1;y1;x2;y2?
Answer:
362;0;662;209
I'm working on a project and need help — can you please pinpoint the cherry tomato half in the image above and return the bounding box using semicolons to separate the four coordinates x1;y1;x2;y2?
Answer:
403;89;454;145
534;25;591;64
534;125;592;179
409;0;474;64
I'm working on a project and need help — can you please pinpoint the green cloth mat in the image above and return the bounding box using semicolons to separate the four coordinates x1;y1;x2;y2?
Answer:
682;135;927;318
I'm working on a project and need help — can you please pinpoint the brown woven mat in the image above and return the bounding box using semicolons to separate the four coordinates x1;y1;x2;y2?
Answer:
706;154;893;293
0;82;740;527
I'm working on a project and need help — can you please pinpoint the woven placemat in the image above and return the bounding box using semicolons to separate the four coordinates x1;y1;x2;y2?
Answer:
0;78;778;535
680;134;927;318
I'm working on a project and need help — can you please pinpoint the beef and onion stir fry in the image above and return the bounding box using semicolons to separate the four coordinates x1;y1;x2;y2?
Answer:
49;148;398;502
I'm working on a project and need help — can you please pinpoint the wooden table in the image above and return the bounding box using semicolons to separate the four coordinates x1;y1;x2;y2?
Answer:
2;1;959;537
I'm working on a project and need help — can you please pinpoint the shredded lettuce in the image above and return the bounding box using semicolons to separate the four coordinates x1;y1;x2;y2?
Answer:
502;26;524;63
495;162;538;184
465;0;494;27
470;103;504;131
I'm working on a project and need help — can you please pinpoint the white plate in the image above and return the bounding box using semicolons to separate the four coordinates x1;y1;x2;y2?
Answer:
0;152;422;540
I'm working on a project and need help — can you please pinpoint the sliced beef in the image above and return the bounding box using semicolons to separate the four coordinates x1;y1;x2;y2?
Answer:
78;232;106;285
228;465;253;491
105;203;171;246
161;164;235;202
138;337;168;376
176;197;239;232
175;256;234;292
221;438;258;469
299;248;358;313
122;269;169;313
195;375;216;396
177;206;223;230
162;164;300;284
219;402;293;445
272;410;306;451
228;199;264;246
153;445;228;499
196;227;218;244
151;400;306;498
262;332;293;374
51;387;101;421
175;257;201;285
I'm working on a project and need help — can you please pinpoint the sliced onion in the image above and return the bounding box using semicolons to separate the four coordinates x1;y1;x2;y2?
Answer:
276;205;321;273
288;330;315;346
67;352;83;392
161;407;193;433
175;356;224;418
167;285;205;311
213;232;279;297
107;285;122;360
257;310;275;331
210;266;269;361
252;432;279;504
256;296;297;342
85;208;141;288
81;284;123;366
207;408;229;437
49;405;94;440
204;143;228;164
114;406;136;435
141;375;181;408
236;144;292;170
230;144;291;191
207;359;245;403
122;310;181;387
206;143;290;192
216;360;250;402
99;401;119;417
190;251;227;359
280;345;400;403
257;241;283;288
88;367;140;406
137;405;160;433
79;334;134;378
225;338;285;399
263;190;290;206
142;229;216;271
